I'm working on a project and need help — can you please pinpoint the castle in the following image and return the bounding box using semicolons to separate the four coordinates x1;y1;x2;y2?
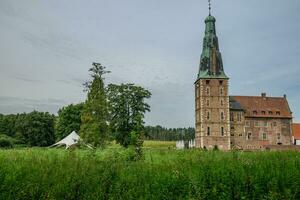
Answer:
194;13;293;150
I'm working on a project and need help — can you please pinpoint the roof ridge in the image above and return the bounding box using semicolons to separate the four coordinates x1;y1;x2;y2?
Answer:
231;95;285;99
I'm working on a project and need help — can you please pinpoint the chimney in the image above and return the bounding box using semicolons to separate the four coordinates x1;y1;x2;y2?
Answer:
261;93;266;98
284;94;287;99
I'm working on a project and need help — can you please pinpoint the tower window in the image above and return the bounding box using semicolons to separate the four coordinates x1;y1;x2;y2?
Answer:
220;112;224;121
220;99;224;106
221;127;224;136
206;87;210;96
207;127;210;136
207;111;210;120
206;80;210;85
220;87;224;95
206;99;210;106
219;80;223;85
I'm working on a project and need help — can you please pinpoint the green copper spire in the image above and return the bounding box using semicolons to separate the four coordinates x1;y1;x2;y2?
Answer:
197;10;228;79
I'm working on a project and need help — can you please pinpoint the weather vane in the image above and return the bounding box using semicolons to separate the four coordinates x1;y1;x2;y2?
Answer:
208;0;211;15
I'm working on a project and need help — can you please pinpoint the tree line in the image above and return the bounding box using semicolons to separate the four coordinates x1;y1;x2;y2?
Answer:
144;126;195;141
0;63;194;151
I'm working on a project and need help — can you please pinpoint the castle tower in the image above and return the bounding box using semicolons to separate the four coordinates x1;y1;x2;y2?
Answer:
194;11;230;150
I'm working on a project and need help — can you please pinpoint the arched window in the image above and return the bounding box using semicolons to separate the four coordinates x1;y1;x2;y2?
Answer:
207;111;210;120
220;99;224;106
206;99;210;106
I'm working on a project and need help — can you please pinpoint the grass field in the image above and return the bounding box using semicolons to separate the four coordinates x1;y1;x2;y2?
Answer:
143;140;176;149
1;145;300;199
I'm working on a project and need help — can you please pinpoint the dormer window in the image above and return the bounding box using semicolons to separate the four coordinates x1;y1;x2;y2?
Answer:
276;111;281;115
269;111;273;115
262;111;266;115
253;111;257;115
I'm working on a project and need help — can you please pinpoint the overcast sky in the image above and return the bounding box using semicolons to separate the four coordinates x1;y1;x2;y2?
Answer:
0;0;300;128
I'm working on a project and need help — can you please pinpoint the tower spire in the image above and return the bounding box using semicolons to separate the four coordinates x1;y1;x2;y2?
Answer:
197;6;228;80
208;0;211;16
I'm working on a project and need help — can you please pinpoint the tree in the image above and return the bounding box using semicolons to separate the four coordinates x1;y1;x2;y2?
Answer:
80;63;110;147
107;83;151;148
15;111;55;147
0;114;18;137
55;103;84;140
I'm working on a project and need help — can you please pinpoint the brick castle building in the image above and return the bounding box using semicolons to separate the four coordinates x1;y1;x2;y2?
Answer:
194;13;293;150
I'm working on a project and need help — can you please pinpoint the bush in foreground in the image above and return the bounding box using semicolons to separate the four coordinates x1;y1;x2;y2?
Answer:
0;138;13;148
0;149;300;199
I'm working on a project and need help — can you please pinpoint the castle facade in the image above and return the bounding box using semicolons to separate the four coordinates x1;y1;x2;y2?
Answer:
194;14;293;150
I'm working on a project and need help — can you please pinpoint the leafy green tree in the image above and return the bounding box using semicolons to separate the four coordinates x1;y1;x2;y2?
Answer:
80;63;110;147
0;114;18;137
107;83;151;148
15;111;55;147
55;103;84;140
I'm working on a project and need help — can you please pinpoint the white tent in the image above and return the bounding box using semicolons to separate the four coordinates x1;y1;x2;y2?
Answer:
50;131;93;149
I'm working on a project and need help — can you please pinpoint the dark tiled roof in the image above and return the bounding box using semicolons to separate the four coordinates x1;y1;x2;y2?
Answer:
230;95;292;118
229;96;244;111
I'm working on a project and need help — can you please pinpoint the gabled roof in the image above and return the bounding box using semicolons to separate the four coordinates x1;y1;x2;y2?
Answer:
230;95;292;118
292;123;300;140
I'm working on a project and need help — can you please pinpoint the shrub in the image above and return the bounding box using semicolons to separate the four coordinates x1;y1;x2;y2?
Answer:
0;138;13;148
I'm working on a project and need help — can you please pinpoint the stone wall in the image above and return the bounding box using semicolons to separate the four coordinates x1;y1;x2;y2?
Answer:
195;78;230;150
230;117;293;150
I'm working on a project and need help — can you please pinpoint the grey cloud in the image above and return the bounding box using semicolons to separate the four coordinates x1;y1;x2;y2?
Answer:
0;96;67;115
14;76;42;83
0;0;300;127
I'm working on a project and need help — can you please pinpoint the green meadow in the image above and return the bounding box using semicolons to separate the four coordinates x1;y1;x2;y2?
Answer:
1;143;300;200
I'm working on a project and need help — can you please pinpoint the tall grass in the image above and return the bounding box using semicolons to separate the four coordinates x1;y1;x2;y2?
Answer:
0;149;300;199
